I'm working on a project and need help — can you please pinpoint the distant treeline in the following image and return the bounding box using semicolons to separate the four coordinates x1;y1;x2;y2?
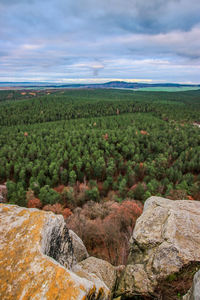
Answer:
0;89;200;126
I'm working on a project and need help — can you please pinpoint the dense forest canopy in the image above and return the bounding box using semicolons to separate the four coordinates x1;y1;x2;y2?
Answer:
0;88;200;125
0;88;200;206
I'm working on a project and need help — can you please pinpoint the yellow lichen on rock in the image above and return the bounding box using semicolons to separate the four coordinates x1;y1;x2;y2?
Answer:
0;204;110;300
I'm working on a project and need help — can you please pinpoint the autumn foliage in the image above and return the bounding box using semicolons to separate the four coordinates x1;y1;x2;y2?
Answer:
62;208;73;219
42;203;72;220
27;198;42;208
26;189;42;208
53;185;65;193
43;203;63;214
66;199;143;265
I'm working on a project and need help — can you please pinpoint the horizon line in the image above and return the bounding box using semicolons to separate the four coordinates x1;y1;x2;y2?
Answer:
0;79;200;85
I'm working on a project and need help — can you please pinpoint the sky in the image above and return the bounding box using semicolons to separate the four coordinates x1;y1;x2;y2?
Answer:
0;0;200;83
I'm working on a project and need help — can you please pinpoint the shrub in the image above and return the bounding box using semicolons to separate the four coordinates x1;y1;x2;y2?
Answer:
27;198;42;208
39;185;61;206
85;187;100;202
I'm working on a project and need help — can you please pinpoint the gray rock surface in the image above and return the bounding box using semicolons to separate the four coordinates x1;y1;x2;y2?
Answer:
183;270;200;300
117;196;200;298
0;184;7;203
69;229;89;263
193;271;200;300
75;256;117;292
41;214;75;269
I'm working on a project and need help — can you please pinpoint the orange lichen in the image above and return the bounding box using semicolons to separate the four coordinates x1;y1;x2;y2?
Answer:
96;287;105;299
0;204;107;299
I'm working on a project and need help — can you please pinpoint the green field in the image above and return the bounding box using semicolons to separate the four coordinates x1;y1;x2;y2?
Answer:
136;87;200;92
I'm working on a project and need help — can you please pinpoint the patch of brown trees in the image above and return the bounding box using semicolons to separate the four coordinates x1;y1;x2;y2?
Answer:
66;200;142;265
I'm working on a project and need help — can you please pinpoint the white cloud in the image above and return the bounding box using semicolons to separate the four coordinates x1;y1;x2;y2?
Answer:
0;0;200;82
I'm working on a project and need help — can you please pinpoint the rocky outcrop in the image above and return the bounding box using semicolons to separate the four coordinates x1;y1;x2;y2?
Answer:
0;204;110;299
69;229;89;263
74;257;117;292
117;197;200;299
183;270;200;300
2;197;200;300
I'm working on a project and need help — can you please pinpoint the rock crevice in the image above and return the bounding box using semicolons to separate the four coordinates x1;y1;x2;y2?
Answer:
43;222;75;269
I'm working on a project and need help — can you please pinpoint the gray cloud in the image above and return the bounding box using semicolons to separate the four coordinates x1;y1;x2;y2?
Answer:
0;0;200;82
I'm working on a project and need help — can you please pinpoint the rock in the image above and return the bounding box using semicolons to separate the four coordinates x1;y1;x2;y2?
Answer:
0;204;110;299
183;270;200;300
192;271;200;300
69;229;89;263
73;264;111;299
117;197;200;298
183;288;193;300
117;263;153;296
0;195;4;203
75;257;117;292
115;265;126;280
0;184;7;203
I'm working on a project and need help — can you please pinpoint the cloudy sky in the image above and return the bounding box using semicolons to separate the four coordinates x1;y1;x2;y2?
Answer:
0;0;200;83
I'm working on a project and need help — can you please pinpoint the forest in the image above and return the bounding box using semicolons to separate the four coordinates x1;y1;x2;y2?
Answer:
0;88;200;264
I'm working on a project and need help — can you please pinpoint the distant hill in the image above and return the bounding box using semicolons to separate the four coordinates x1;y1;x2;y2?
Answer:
0;80;200;90
104;81;200;88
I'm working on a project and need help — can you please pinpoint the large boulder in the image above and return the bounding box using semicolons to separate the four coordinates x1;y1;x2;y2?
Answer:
183;270;200;300
74;257;117;292
0;204;110;299
117;197;200;299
